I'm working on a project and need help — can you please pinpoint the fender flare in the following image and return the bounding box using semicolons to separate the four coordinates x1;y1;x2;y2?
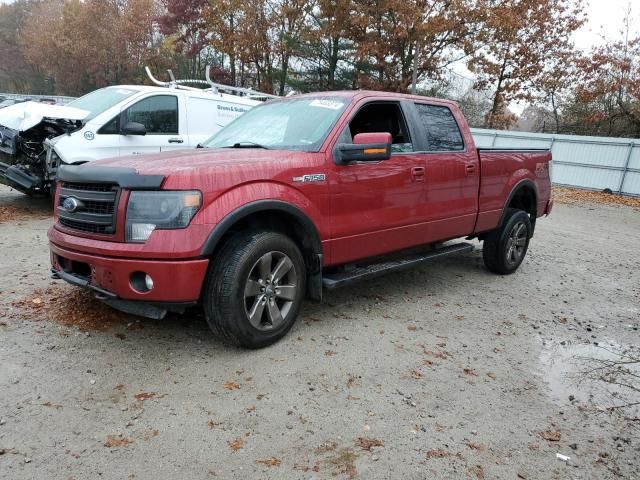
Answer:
200;199;322;257
498;179;538;232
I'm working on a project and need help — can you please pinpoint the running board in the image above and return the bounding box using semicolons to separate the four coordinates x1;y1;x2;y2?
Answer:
322;242;474;290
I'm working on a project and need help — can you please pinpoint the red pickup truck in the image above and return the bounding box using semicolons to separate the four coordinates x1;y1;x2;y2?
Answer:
48;91;553;348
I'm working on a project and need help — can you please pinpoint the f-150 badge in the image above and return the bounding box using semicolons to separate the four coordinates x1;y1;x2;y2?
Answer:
293;174;326;183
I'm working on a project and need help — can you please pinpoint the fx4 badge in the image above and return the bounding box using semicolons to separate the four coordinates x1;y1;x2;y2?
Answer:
293;174;326;183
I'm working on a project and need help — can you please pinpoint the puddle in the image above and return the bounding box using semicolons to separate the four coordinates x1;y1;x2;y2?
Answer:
540;340;640;417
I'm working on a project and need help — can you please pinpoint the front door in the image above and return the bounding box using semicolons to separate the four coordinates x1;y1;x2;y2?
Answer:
119;94;186;156
328;101;430;265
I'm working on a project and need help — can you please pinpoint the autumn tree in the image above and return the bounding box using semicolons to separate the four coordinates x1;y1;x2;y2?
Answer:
572;10;640;137
20;0;162;95
349;0;481;92
0;0;48;93
300;0;353;90
468;0;585;129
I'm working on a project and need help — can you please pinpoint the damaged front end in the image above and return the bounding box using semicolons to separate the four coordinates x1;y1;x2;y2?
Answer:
0;102;87;196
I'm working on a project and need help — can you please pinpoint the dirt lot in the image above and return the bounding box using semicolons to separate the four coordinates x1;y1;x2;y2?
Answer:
1;184;639;479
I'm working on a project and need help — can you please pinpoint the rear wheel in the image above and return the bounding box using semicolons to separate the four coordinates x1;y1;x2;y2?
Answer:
202;231;306;348
482;209;531;274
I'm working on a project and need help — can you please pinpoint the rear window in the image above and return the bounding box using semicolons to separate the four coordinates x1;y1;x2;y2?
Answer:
414;104;464;151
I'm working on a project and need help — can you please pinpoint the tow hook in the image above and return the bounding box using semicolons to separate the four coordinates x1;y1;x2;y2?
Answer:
50;269;61;280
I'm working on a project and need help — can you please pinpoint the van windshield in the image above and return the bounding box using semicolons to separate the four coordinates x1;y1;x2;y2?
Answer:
203;97;348;152
67;87;137;121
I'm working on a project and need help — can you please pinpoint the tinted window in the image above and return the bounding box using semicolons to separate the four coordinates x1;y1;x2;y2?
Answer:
124;95;178;134
98;115;119;134
415;104;463;151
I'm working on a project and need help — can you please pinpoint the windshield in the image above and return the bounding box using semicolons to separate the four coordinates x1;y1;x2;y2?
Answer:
67;87;137;121
203;97;348;152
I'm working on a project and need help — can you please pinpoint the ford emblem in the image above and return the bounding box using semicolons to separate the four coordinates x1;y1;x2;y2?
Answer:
62;197;80;213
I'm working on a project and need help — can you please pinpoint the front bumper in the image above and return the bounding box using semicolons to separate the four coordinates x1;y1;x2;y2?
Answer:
50;242;209;317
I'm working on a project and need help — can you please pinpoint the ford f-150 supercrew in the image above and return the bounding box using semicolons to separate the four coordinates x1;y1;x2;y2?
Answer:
48;91;553;348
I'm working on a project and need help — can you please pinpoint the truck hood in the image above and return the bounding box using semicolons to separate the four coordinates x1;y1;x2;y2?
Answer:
0;101;89;132
92;147;309;175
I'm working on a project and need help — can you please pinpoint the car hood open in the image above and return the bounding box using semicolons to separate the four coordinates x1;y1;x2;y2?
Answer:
0;101;89;132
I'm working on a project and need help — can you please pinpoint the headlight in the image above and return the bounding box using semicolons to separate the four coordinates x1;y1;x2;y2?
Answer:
126;190;202;242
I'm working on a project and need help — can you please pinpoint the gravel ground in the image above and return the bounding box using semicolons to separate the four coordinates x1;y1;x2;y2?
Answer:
0;184;639;479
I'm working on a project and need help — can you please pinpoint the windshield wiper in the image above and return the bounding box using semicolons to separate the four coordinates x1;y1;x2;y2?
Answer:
222;141;270;149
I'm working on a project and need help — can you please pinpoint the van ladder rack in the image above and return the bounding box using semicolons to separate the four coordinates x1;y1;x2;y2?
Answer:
144;66;276;101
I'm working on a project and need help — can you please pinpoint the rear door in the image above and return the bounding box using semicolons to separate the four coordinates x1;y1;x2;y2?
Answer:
118;94;185;156
409;102;479;242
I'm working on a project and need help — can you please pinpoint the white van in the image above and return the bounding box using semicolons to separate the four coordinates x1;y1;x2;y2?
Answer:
0;75;270;195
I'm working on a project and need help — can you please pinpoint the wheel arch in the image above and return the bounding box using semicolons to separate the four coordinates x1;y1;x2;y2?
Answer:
500;179;538;235
201;200;323;300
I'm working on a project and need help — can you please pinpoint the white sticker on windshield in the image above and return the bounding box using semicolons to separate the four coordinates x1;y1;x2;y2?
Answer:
309;99;343;110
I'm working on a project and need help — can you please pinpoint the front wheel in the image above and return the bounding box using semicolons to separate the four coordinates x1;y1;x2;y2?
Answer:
202;231;306;348
482;209;531;274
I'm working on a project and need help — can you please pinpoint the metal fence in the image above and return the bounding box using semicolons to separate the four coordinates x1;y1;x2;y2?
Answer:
472;128;640;197
0;92;76;105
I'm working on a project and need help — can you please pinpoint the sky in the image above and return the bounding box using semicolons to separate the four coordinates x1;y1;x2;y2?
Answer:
574;0;636;50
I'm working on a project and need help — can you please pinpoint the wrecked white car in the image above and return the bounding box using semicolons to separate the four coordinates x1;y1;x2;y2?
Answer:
0;78;268;196
0;101;88;195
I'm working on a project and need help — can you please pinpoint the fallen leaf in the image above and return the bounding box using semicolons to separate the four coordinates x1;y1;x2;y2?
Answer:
554;186;640;210
293;463;320;472
355;437;384;451
224;381;241;391
407;325;417;331
465;442;486;451
208;420;221;429
346;374;358;388
471;464;485;479
104;435;133;448
229;438;245;451
540;430;561;442
315;440;338;454
325;350;337;356
256;457;281;467
134;392;158;402
42;401;63;409
425;448;450;458
463;368;478;376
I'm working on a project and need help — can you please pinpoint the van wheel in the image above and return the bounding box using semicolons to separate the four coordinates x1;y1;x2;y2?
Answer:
202;231;306;349
482;209;531;274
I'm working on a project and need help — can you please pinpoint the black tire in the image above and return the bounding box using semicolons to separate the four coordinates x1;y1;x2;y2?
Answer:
202;230;306;349
482;208;532;275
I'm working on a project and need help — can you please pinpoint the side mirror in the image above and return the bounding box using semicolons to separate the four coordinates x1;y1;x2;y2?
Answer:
121;121;146;136
336;132;392;164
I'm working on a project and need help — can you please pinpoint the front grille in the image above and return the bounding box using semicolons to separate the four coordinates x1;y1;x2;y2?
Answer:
60;182;115;192
59;218;111;234
57;182;119;235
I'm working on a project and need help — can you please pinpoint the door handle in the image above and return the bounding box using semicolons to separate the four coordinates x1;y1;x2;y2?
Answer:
168;138;184;144
465;163;476;174
411;166;425;182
